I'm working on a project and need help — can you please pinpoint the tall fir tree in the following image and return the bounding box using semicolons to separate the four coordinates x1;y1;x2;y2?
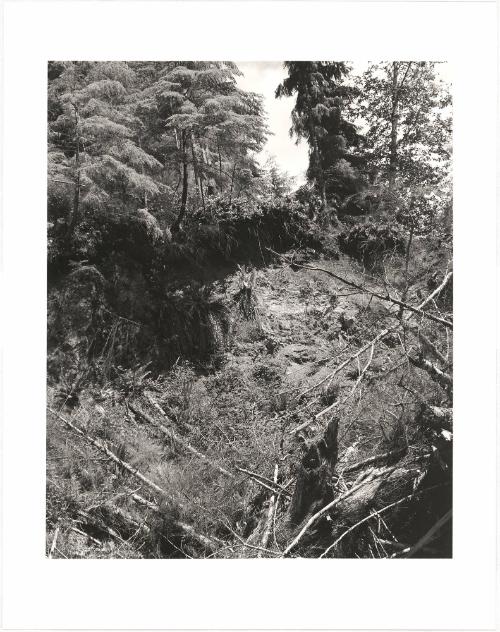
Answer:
276;62;361;219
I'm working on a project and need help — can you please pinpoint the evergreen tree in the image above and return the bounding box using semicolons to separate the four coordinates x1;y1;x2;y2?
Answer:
276;62;361;218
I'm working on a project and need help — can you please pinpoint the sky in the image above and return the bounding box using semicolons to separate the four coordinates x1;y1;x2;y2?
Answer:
236;61;308;186
236;61;451;187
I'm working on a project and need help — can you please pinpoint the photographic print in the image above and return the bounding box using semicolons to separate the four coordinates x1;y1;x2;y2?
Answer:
46;60;453;560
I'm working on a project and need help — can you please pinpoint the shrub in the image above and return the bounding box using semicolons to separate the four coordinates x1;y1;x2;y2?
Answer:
338;220;405;268
189;194;321;260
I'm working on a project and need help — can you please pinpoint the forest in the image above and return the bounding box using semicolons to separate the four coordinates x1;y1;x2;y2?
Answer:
47;61;452;559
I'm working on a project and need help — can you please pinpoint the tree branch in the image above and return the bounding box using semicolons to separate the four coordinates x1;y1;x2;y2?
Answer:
271;253;452;329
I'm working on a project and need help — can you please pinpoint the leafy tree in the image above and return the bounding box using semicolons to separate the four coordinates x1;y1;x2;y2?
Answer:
262;155;295;198
351;62;451;190
346;62;452;231
48;61;269;247
48;62;162;241
136;62;268;230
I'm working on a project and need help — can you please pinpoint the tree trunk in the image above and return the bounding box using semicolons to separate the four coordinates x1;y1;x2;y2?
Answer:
388;62;399;190
172;131;189;232
190;134;206;211
289;418;339;526
66;105;81;242
189;132;200;188
229;163;237;203
311;131;326;213
217;142;223;190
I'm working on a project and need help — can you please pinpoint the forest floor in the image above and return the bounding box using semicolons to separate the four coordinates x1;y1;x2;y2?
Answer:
47;244;453;559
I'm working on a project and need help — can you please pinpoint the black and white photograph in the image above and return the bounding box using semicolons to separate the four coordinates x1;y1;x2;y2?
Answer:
2;0;497;628
46;60;454;560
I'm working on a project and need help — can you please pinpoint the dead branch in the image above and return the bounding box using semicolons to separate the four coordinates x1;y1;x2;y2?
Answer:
314;342;375;421
48;407;180;503
402;509;452;558
341;446;408;474
69;525;103;546
295;271;453;405
130;492;222;552
75;509;125;542
235;466;292;497
259;464;279;556
131;398;235;480
319;483;450;558
297;328;392;402
223;522;281;557
418;331;448;366
48;526;59;558
408;352;453;393
417;270;452;310
270;251;453;329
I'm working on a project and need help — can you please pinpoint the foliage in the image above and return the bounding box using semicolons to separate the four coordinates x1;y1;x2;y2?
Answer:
48;62;163;240
189;193;321;259
276;62;364;213
261;155;295;198
48;61;269;243
349;62;451;190
338;219;405;267
135;61;268;227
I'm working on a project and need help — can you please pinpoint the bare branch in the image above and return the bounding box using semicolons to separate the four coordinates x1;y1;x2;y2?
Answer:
270;253;452;329
132;397;235;480
48;407;180;503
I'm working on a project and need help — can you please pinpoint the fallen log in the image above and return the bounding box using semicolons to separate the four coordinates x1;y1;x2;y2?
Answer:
259;464;279;556
133;397;235;480
48;407;181;504
332;465;413;526
341;446;408;474
408;352;452;394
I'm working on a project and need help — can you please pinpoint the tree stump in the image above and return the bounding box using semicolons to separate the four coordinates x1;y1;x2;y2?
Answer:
289;418;339;526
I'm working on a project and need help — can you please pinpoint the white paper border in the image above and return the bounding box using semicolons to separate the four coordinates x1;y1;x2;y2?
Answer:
2;1;497;629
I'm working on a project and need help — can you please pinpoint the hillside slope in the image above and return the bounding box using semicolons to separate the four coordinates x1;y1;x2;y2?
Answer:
47;244;452;559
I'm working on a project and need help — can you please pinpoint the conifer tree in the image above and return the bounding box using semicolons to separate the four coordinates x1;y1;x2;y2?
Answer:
276;62;360;217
